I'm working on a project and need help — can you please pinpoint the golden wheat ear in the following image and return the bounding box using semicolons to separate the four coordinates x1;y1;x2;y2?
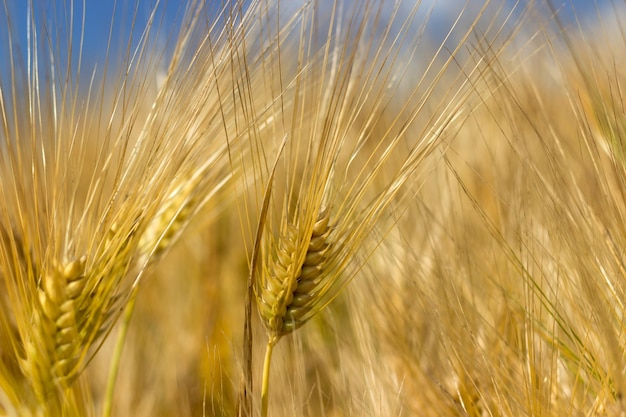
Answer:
21;257;87;397
236;0;506;412
254;198;335;414
0;0;240;413
257;204;332;338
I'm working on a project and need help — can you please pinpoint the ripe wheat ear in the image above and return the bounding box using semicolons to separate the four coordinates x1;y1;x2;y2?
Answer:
0;1;241;414
258;205;331;338
223;0;499;415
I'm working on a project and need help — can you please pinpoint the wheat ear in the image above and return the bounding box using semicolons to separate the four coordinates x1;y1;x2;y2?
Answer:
258;206;331;415
21;256;87;401
241;0;471;413
257;207;331;339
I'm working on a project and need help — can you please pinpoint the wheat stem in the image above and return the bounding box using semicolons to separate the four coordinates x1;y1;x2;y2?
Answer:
102;286;139;417
261;335;277;417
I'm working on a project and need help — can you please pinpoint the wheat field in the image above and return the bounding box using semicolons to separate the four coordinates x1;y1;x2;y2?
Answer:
1;0;625;416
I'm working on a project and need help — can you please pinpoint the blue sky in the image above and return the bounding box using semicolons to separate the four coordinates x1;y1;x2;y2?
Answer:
0;0;617;79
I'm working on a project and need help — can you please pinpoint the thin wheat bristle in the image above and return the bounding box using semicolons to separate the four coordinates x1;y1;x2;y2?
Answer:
258;206;332;337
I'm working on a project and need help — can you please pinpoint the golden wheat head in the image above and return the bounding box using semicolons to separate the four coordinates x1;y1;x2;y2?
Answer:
257;204;332;338
0;0;242;414
227;0;503;415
